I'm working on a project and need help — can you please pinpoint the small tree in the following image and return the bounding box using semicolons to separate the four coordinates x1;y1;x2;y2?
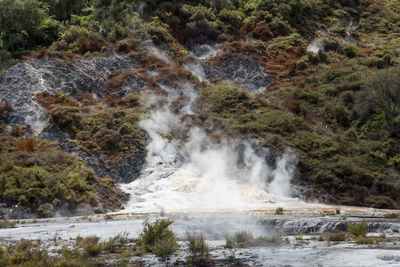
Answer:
43;0;88;21
186;232;211;266
356;68;400;123
138;219;178;265
348;220;368;237
153;236;179;265
138;219;176;252
0;0;46;52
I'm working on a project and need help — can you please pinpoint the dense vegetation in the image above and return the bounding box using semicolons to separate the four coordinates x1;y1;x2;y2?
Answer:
37;92;145;158
0;125;124;217
1;0;400;209
1;218;399;266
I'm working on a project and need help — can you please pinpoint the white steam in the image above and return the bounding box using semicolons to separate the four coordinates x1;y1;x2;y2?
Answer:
307;40;323;54
191;44;220;60
184;62;206;82
147;42;170;62
120;106;298;213
119;42;299;214
270;150;298;198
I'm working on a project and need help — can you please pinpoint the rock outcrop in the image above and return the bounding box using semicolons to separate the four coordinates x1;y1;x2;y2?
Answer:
0;56;148;183
0;56;138;131
203;56;272;92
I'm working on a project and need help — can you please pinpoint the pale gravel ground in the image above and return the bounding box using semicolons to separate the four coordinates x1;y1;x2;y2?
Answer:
2;212;400;266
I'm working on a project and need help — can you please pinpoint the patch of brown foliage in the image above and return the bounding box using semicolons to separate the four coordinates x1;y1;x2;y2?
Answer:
250;23;274;41
36;92;78;109
75;92;99;106
136;72;166;94
27;48;80;63
116;93;140;107
77;37;110;54
14;138;37;152
155;62;199;87
266;50;300;86
105;71;138;91
210;41;269;69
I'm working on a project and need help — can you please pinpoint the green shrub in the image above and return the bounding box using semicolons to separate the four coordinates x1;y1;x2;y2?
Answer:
324;69;351;83
364;195;395;209
345;128;358;140
256;0;313;31
225;230;254;248
355;236;374;245
296;58;309;70
384;213;400;219
252;234;283;246
202;81;251;113
389;155;400;170
343;44;358;58
76;235;103;257
348;220;368;237
295;234;303;240
275;207;284;215
37;203;54;217
333;105;351;127
145;17;174;46
0;216;16;228
267;33;307;52
0;50;17;72
0;0;46;54
44;0;88;21
356;68;400;123
0;238;109;266
327;232;347;241
179;4;219;45
51;25;103;54
103;233;129;253
225;230;281;248
153;236;179;264
269;17;292;36
0;133;123;218
138;219;176;253
186;232;211;266
293;131;338;158
74;106;145;156
48;105;82;135
240;108;296;135
218;9;244;33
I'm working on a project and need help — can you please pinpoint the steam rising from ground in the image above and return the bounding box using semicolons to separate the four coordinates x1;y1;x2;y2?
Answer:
121;106;299;213
120;45;299;213
191;44;220;60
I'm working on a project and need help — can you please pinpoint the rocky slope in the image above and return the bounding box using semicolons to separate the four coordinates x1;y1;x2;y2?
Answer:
1;0;400;217
0;48;273;184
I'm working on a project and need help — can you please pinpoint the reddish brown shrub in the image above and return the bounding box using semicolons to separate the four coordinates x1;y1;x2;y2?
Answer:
250;23;273;41
37;92;78;109
88;40;105;53
27;47;48;59
75;92;98;106
77;36;90;54
14;138;37;152
117;93;140;107
105;71;137;91
103;96;117;107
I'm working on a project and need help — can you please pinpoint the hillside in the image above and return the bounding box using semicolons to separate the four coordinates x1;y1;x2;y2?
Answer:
1;0;400;218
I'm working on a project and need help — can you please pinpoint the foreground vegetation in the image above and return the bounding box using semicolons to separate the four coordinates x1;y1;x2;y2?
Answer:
1;218;400;266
